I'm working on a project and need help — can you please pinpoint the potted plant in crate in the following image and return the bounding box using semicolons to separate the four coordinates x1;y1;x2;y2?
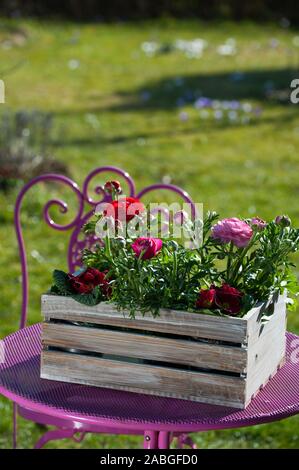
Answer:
41;181;299;409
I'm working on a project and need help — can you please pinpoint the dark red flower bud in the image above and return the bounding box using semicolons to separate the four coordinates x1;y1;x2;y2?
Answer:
104;180;122;194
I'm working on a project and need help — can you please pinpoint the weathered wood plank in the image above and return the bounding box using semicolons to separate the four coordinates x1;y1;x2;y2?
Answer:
42;322;247;373
40;293;287;409
41;350;246;408
245;296;287;402
41;294;247;344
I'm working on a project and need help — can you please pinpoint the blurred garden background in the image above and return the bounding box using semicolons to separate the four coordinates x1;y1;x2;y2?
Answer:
0;0;299;449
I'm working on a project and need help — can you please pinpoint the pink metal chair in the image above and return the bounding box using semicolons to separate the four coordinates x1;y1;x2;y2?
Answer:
0;166;299;449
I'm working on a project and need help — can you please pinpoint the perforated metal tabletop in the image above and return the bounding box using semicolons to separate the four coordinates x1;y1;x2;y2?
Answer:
0;324;298;433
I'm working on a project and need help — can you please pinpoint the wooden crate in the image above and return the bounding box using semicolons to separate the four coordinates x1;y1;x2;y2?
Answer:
40;292;287;409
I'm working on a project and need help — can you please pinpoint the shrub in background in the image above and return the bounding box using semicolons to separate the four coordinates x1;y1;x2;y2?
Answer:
0;110;69;192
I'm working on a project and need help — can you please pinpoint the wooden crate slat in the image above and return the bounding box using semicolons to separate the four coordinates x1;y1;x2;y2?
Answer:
42;322;247;373
42;295;247;344
41;350;246;408
41;293;287;408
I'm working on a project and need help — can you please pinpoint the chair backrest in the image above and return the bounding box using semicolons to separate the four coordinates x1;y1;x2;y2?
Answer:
14;166;195;329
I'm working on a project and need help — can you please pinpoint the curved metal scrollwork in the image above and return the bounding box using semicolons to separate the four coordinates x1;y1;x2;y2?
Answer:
69;166;136;272
14;174;85;328
15;166;195;328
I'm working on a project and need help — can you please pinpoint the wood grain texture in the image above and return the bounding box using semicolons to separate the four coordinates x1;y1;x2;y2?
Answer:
42;322;247;373
40;293;287;408
245;293;287;402
41;294;247;344
41;350;247;408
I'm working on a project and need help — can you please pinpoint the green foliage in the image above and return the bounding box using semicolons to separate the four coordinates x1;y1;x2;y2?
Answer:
52;269;72;293
202;221;299;308
69;212;299;318
71;286;102;306
236;223;299;301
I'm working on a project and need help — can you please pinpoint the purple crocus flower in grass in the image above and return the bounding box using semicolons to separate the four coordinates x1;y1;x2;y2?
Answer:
229;100;241;110
194;97;212;109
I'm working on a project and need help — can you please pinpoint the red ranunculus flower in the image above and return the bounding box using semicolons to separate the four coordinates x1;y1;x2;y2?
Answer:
214;284;243;315
103;197;145;222
68;267;111;297
196;287;216;308
196;283;243;316
131;237;163;260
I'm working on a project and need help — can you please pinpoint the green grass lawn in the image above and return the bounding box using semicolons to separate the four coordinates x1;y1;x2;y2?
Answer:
0;17;299;448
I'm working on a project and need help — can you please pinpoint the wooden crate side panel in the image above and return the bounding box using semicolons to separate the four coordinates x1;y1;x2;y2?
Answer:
41;350;246;408
41;295;247;344
42;322;247;373
245;298;287;402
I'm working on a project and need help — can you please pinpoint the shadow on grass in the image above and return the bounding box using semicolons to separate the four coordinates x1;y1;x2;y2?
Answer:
51;66;299;148
94;67;299;112
52;109;299;149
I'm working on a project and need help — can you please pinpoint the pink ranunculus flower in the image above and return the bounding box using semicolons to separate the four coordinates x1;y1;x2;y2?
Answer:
211;217;253;248
131;237;163;260
251;217;267;230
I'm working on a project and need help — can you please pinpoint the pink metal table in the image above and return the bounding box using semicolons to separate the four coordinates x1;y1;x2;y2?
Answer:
0;166;298;449
0;327;299;449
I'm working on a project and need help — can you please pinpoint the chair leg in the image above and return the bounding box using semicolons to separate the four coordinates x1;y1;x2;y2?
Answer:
34;428;76;449
12;403;17;449
144;430;158;449
158;431;171;449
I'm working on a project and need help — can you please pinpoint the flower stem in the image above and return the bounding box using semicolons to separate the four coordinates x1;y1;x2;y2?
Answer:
226;242;234;281
228;235;257;285
105;235;112;259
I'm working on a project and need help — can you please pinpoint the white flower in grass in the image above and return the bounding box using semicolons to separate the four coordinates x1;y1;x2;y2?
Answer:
217;39;236;56
141;41;159;56
228;110;238;121
68;59;80;70
174;38;207;58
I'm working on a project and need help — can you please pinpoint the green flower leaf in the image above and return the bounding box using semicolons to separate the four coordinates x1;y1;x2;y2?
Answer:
71;285;102;306
53;269;72;294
